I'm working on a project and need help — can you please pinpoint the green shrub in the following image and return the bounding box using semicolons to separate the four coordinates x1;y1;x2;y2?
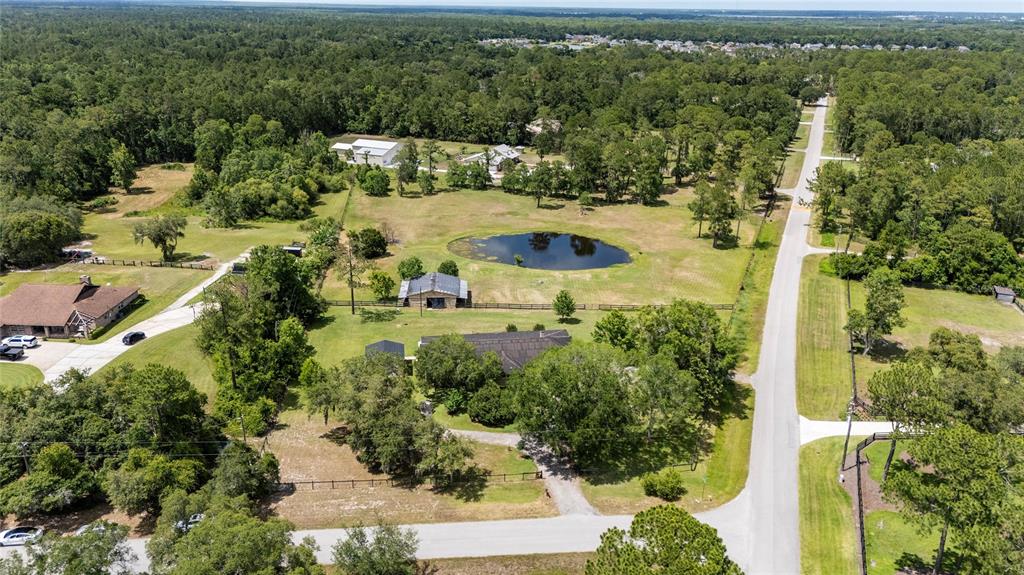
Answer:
505;323;518;332
467;382;515;427
442;389;468;415
438;260;459;276
640;467;687;501
532;323;546;331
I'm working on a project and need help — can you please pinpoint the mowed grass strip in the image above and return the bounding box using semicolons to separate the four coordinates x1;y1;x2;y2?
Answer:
792;124;810;150
797;256;852;420
780;151;806;189
411;553;592;575
798;255;1024;420
0;363;44;390
0;264;211;344
800;437;858;575
334;185;756;306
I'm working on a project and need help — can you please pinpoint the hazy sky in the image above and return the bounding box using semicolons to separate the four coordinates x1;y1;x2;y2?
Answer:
231;0;1024;13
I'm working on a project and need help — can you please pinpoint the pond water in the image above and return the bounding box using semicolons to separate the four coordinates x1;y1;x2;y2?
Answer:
453;232;631;270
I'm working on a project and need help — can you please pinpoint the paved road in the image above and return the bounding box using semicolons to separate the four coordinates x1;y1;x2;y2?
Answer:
38;255;241;383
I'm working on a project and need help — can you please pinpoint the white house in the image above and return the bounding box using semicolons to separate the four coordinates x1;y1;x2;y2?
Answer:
331;138;403;167
461;144;522;173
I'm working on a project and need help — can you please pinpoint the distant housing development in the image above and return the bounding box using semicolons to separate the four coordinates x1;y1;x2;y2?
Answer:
419;329;571;373
0;276;139;338
331;138;403;166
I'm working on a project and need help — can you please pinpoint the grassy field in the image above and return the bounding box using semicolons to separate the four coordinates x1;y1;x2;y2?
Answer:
780;152;806;189
801;110;815;123
0;363;43;390
81;168;351;264
797;255;1024;420
331;184;759;306
580;392;753;515
265;409;554;528
0;264;211;344
800;437;858;575
792;124;810;150
97;324;216;400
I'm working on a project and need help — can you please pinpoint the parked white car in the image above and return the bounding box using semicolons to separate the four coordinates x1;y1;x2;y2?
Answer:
174;513;205;532
0;526;44;546
1;335;40;348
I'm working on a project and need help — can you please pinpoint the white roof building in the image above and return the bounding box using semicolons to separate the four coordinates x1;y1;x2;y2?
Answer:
330;138;403;166
461;144;522;172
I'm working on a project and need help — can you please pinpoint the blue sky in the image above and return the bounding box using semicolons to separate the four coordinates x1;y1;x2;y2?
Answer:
231;0;1024;13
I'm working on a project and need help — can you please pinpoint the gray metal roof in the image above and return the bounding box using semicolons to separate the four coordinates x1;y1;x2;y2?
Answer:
366;340;406;357
398;272;468;299
419;329;571;372
994;286;1017;296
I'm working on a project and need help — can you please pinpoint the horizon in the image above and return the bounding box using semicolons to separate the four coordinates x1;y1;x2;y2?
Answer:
14;0;1024;14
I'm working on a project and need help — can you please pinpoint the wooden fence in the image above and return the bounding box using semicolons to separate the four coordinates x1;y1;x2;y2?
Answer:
326;300;734;311
84;257;216;271
279;470;543;491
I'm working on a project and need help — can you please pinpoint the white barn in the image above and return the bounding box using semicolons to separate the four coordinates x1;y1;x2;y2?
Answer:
331;138;403;167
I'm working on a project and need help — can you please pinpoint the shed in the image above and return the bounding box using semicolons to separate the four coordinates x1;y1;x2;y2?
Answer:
993;286;1017;303
398;272;469;310
365;339;406;358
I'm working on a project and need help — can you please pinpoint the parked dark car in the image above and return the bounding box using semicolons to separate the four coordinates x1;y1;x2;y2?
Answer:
0;345;24;361
122;331;146;345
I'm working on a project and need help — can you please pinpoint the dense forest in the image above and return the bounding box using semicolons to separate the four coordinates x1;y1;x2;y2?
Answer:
1;6;1022;288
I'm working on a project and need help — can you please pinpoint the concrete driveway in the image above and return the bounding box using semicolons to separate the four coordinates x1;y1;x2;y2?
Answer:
17;341;79;372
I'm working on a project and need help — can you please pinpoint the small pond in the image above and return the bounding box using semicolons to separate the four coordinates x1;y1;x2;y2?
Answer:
451;232;631;270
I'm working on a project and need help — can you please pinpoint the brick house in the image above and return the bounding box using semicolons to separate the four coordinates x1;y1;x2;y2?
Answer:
0;276;140;338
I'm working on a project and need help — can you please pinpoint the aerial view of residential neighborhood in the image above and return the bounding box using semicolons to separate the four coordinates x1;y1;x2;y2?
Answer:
1;1;1023;574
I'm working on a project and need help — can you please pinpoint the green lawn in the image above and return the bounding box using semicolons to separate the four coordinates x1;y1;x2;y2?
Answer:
821;132;855;160
331;184;758;307
780;152;805;189
792;124;810;150
0;363;43;390
82;189;350;265
580;391;753;515
797;256;853;420
865;510;939;575
801;111;815;123
797;255;1024;420
0;264;211;344
800;437;858;575
97;323;216;401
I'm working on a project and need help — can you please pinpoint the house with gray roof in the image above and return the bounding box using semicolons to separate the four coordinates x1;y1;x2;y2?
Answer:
419;329;571;372
461;144;522;173
398;272;469;310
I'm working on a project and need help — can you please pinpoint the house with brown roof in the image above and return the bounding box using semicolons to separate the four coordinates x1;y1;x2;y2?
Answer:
0;275;140;338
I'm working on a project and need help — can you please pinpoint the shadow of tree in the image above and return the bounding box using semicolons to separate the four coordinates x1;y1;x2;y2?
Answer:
359;308;402;324
430;466;488;502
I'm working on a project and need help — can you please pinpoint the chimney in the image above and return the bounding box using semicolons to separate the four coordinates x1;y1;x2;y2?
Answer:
80;275;93;286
